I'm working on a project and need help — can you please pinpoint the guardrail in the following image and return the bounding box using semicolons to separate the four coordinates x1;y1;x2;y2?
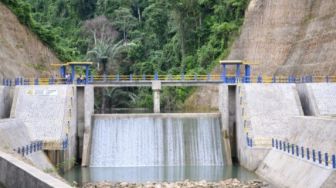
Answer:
2;75;336;86
13;141;43;157
272;138;336;169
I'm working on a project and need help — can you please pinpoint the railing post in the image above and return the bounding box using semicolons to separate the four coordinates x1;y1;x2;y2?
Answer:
332;155;336;169
22;146;25;156
116;73;119;81
129;74;133;81
313;150;316;162
154;71;158;80
283;142;286;152
279;141;282;150
292;144;294;155
307;148;310;160
318;151;322;164
194;74;197;81
207;73;211;81
301;147;304;158
325;153;328;167
276;139;278;149
296;145;299;156
272;138;274;148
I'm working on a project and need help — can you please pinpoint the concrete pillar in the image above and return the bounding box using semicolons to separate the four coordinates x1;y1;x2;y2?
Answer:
152;81;161;113
81;85;94;167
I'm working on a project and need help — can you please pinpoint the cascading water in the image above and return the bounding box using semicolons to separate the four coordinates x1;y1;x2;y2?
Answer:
90;114;225;167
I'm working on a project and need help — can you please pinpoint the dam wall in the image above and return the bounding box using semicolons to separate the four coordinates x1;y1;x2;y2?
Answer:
0;150;71;188
10;85;77;170
256;116;336;188
0;86;13;118
236;84;303;171
0;119;53;170
90;113;225;167
297;83;336;116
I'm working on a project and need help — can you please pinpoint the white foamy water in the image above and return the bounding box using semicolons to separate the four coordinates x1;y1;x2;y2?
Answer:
90;115;225;167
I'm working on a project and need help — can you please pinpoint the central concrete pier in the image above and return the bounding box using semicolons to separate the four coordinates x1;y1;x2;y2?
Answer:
152;81;161;113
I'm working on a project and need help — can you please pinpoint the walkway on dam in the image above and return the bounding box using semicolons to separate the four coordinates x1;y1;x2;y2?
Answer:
2;75;336;86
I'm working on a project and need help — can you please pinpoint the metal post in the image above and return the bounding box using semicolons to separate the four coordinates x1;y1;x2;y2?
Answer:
272;138;274;148
283;142;286;152
313;150;316;162
292;144;294;155
85;65;89;84
287;143;290;153
245;64;251;83
307;148;310;160
276;140;278;149
296;145;299;156
71;64;75;83
279;141;282;150
301;147;304;158
221;64;227;83
325;153;328;166
332;155;336;169
318;151;322;164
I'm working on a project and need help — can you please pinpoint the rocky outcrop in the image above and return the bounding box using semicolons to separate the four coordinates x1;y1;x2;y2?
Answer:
229;0;336;76
0;2;59;80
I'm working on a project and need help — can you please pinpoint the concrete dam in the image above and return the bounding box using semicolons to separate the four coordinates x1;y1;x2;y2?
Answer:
0;82;336;187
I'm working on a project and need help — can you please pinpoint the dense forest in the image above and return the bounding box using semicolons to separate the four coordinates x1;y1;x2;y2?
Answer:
1;0;248;111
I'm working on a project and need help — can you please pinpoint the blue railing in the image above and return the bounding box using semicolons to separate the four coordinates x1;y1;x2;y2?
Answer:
272;138;336;169
13;141;43;157
2;75;336;86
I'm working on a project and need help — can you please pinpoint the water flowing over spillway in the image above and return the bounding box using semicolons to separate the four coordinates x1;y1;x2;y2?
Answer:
90;114;225;167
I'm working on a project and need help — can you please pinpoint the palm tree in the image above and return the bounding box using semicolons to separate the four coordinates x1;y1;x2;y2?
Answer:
87;39;129;75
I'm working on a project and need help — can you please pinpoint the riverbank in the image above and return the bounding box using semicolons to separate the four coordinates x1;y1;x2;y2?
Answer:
82;179;268;188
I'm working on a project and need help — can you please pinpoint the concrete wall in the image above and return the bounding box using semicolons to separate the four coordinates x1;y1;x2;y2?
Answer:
10;85;78;170
0;86;13;118
256;116;336;188
297;83;336;116
236;84;303;171
81;86;94;167
0;119;53;170
0;150;71;188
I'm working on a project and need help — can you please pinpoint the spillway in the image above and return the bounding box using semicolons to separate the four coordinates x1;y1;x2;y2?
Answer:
90;114;225;167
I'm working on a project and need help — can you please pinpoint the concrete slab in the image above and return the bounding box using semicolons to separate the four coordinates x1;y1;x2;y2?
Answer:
256;116;336;188
0;150;71;188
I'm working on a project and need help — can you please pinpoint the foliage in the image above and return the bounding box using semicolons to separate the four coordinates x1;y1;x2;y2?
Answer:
2;0;249;110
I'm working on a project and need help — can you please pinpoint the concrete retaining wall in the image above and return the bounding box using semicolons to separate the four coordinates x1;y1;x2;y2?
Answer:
256;116;336;188
0;150;71;188
10;85;78;170
0;119;53;170
236;84;303;171
0;86;13;118
297;83;336;116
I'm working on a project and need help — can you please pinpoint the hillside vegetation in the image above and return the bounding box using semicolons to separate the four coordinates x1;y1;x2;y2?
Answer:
0;2;59;80
1;0;248;111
